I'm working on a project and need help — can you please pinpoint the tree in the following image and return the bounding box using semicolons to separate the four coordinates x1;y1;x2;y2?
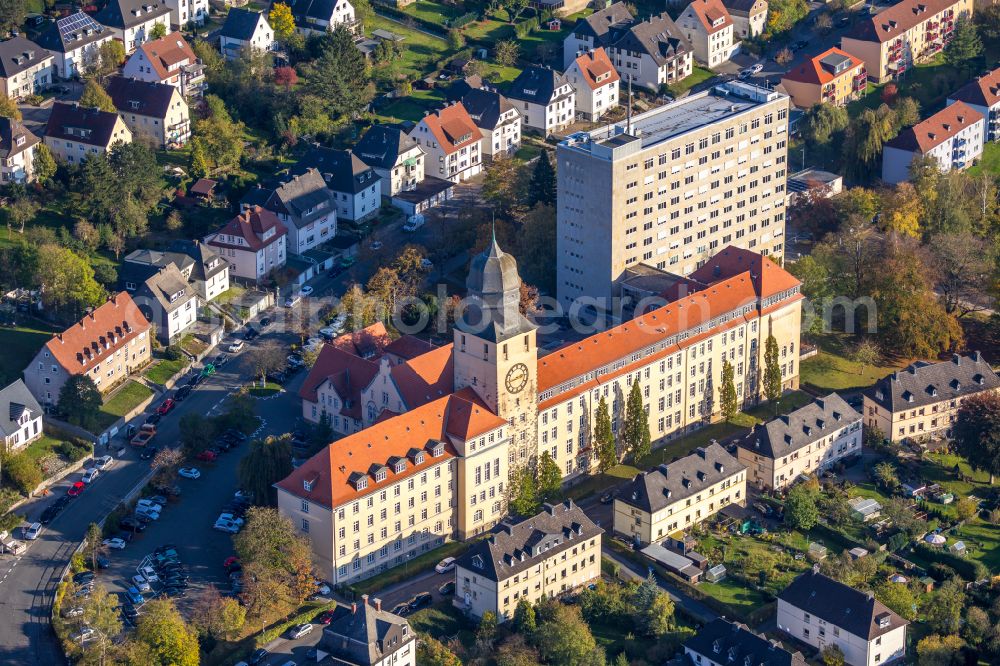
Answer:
962;606;990;647
879;182;923;237
943;17;982;73
84;522;108;572
238;436;293;506
763;333;781;407
881;83;899;105
527;152;556;207
849;338;880;377
179;414;215;455
447;28;465;49
784;484;818;530
497;634;541;666
594;397;616;472
534;600;605;666
274;66;298;89
926;232;995;318
77;141;164;242
621;380;650;463
774;47;794;65
766;0;808;34
873;461;899;491
134;599;200;666
0;0;25;35
4;195;39;236
916;634;964;666
235;507;314;607
190;586;246;639
630;578;673;636
79;79;115;112
270;2;296;41
305;25;374;120
955;496;978;522
719;359;738;421
842;105;898;181
32;143;56;183
2;452;41;494
513;598;536;633
537;451;562;501
417;636;462;666
340;284;378;330
82;583;124;664
820;644;846;666
148;21;167;40
477;611;498;645
924;578;965;635
246;341;286;386
0;94;21;119
874;580;918;621
58;375;103;430
495;39;519;67
97;40;126;78
482;156;525;218
803;103;848;146
509;465;539;516
953;392;1000;484
190;95;244;177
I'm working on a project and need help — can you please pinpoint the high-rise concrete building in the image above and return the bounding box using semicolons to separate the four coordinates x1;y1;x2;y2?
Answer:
556;81;789;311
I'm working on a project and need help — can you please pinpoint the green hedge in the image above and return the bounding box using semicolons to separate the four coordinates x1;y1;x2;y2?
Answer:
513;16;538;39
912;542;988;582
372;2;448;36
255;601;335;647
450;11;477;29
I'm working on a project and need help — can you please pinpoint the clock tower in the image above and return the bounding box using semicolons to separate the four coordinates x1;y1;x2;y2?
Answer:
453;235;538;465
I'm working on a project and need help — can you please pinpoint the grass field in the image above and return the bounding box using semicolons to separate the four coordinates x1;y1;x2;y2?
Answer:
144;357;188;386
675;66;716;94
800;333;909;392
396;0;464;25
249;381;282;398
24;435;66;463
968;141;1000;177
408;602;475;646
370;15;451;81
0;321;56;386
96;381;154;430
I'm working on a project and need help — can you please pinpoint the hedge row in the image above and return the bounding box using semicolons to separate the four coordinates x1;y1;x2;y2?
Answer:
372;1;449;36
912;542;989;582
451;11;477;29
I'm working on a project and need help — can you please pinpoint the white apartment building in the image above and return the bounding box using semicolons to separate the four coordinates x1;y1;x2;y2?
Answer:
0;380;44;453
506;66;575;134
36;12;115;80
94;0;173;53
122;34;206;98
453;501;603;621
722;0;768;39
0;117;40;184
461;87;522;162
556;81;789;309
778;570;907;666
613;443;746;545
881;100;983;183
44;102;133;164
291;147;380;223
737;393;861;491
565;48;620;122
677;0;740;68
243;168;337;254
164;0;208;27
409;103;483;182
0;37;55;100
319;598;415;666
947;66;1000;143
563;2;634;69
684;618;808;666
219;9;274;59
204;206;287;283
353;125;425;197
288;0;356;35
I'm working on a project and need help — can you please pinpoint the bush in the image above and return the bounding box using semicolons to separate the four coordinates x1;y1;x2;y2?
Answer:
56;440;91;463
513;16;538;39
0;487;22;512
3;453;43;494
917;543;988;581
0;511;25;533
164;345;183;361
450;11;477;28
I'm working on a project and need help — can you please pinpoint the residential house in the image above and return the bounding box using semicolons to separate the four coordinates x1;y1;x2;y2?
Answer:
881;100;983;183
677;0;739;68
319;597;415;666
947;66;1000;142
119;261;198;344
505;66;575;134
781;47;867;108
460;87;522;161
22;293;151;406
219;9;274;59
613;443;746;545
124;240;230;303
0;380;44;453
564;48;619;121
0;117;40;184
684;618;808;666
287;0;357;35
35;12;115;79
93;0;173;53
777;569;907;666
105;76;190;148
562;2;634;69
409;103;483;182
0;37;55;100
722;0;767;38
204;206;287;283
840;0;974;83
121;33;205;98
352;125;425;197
291;147;380;223
453;501;603;621
606;13;693;92
44;101;132;163
863;352;1000;443
736;393;862;491
243;168;337;255
163;0;209;28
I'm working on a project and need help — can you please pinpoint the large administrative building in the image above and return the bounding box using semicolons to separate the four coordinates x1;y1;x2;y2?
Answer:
278;241;802;584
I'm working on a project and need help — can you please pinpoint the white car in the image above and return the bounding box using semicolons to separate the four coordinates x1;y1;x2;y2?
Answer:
102;538;127;550
72;627;95;643
284;295;301;308
178;467;201;479
315;581;331;596
81;468;99;484
93;455;114;470
420;259;433;270
138;566;159;582
63;606;84;618
214;519;240;534
318;327;336;340
135;506;160;521
217;513;244;526
300;285;314;296
435;557;456;574
23;523;42;540
136;499;163;513
131;575;151;592
228;340;245;353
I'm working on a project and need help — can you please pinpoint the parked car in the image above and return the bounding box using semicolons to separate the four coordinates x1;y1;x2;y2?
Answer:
82;468;99;484
67;481;86;497
287;623;313;640
370;241;383;251
93;455;114;470
599;492;614;505
228;340;245;353
248;649;269;665
753;502;773;517
435;557;456;574
195;450;217;463
243;327;259;340
135;505;160;521
213;353;230;367
136;499;162;513
22;522;42;540
201;364;216;378
71;627;95;643
287;355;305;369
178;467;201;479
131;576;151;593
300;285;314;296
156;399;176;416
284;295;301;308
102;538;127;550
145;413;161;426
408;592;433;611
63;606;84;618
73;571;95;585
139;446;158;460
214;518;241;534
316;610;337;624
118;517;147;532
391;602;410;616
438;581;455;596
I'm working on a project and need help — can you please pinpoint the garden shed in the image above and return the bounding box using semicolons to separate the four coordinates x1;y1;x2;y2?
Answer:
807;542;827;560
849;497;882;522
706;564;727;583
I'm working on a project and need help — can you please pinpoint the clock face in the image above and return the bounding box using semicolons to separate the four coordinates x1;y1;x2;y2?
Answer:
505;363;529;394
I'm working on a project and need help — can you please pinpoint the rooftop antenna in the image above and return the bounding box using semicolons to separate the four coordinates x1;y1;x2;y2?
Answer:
626;76;633;135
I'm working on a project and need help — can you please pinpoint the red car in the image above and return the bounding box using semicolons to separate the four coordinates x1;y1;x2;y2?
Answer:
156;399;176;416
67;481;86;497
316;610;337;625
223;556;240;569
195;450;217;462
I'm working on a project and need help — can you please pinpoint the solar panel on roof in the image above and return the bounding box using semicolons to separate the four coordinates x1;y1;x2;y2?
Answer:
57;12;104;41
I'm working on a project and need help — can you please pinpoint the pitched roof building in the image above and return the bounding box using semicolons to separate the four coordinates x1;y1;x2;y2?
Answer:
882;100;983;183
565;48;620;121
947;66;1000;142
460;87;522;161
119;261;197;344
506;66;575;133
781;47;867;108
22;293;152;405
291;146;380;222
0;379;44;452
122;33;205;98
409;103;483;182
721;0;767;38
684;618;808;666
287;0;356;35
677;0;738;68
0;36;55;101
319;597;415;666
219;8;274;58
243;167;338;254
562;1;635;68
44;101;133;163
105;75;190;148
92;0;172;53
204;206;287;282
125;239;230;303
0;116;40;184
35;12;115;79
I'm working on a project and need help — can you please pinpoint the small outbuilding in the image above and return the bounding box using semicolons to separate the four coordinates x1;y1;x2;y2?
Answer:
706;564;727;583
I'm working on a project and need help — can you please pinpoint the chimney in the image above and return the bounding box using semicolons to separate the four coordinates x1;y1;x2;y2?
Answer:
351;602;357;614
56;333;63;343
361;593;369;608
373;597;382;611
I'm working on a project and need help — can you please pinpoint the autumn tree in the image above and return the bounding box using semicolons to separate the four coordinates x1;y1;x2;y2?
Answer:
190;95;244;177
534;599;605;665
916;634;964;666
32;143;56;183
953;392;1000;484
190;586;246;639
246;340;286;386
594;396;617;472
0;94;22;119
79;79;116;112
763;333;782;407
417;636;462;666
234;507;315;611
719;359;738;421
82;583;124;664
58;374;103;430
495;39;519;66
925;232;995;317
924;578;965;635
621;380;650;463
134;599;200;666
509;465;540;516
84;523;108;572
150;22;167;40
879;182;923;237
850;338;880;377
270;2;296;41
630;578;674;636
238;436;293;506
482;156;525;218
0;0;26;35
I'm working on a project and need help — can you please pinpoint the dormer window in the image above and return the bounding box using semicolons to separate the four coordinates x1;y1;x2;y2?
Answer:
393;460;407;474
374;469;386;482
414;452;425;465
430;442;444;457
355;476;368;491
15;136;25;146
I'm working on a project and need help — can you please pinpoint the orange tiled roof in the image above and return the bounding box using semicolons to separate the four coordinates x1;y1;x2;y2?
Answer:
849;0;962;44
572;48;620;91
137;34;197;81
421;103;480;155
331;322;392;358
44;292;150;373
391;344;454;408
207;206;287;252
276;392;505;508
949;66;1000;109
689;0;733;34
782;47;864;86
885;100;983;153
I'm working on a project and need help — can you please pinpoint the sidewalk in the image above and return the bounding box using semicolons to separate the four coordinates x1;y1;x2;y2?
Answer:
602;547;718;625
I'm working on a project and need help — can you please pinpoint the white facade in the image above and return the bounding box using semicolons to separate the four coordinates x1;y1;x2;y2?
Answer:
164;0;208;27
49;35;115;79
0;142;35;184
220;16;274;59
0;55;55;100
480;110;522;162
515;86;575;134
881;104;984;184
678;2;739;68
564;53;619;122
610;48;693;93
777;598;907;666
2;407;42;452
332;182;379;223
111;16;173;54
295;0;356;35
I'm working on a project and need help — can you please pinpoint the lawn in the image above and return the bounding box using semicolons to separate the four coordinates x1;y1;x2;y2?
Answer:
408;602;475;646
397;0;464;25
248;381;282;398
96;380;154;430
848;53;958;116
144;357;189;385
24;435;66;463
675;66;716;95
369;15;451;81
919;453;993;498
0;320;56;386
968;141;1000;177
377;88;447;123
799;332;909;392
951;520;1000;571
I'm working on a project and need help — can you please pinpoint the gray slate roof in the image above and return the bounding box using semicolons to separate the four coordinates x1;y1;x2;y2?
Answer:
93;0;171;29
322;600;413;666
572;1;634;41
288;0;338;25
778;570;907;640
685;618;807;666
353;125;423;170
506;66;571;106
44;102;121;148
0;379;42;439
220;8;268;41
737;393;860;460
35;12;109;53
617;443;745;513
105;76;177;119
167;240;227;282
864;352;999;413
265;168;337;229
611;13;690;66
0;37;51;78
461;88;516;131
119;262;190;313
292;146;380;195
454;501;603;582
0;117;40;159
